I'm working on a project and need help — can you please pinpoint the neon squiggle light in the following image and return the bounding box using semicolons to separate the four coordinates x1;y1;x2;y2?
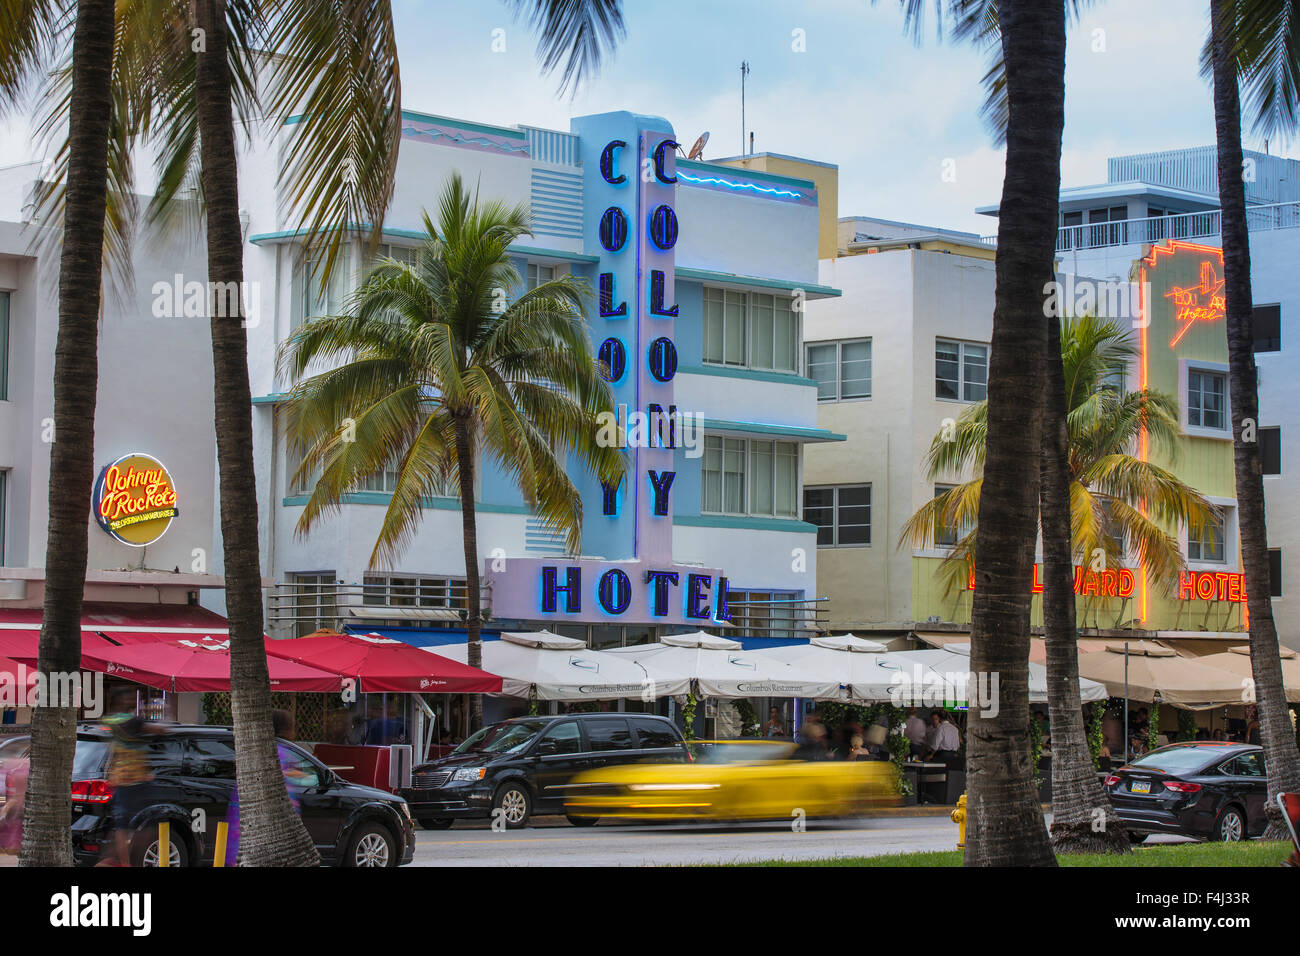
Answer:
676;170;802;199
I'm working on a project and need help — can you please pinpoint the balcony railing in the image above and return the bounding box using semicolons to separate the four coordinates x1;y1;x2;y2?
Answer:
266;581;471;637
978;199;1300;251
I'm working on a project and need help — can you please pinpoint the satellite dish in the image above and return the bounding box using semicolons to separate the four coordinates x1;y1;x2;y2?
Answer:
687;131;709;161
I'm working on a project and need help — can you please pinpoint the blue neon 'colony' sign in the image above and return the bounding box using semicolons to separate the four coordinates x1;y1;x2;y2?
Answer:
488;115;730;627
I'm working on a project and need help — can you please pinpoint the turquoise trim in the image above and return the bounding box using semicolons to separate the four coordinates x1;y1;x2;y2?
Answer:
281;493;531;514
677;159;815;191
509;244;599;264
249;226;597;267
704;418;847;442
399;110;527;140
675;514;818;534
675;267;841;298
252;393;287;405
679;364;817;388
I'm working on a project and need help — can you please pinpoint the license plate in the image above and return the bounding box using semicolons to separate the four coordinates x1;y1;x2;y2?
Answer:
1131;780;1151;794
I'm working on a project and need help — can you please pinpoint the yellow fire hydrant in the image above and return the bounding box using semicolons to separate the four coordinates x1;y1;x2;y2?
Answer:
950;793;967;849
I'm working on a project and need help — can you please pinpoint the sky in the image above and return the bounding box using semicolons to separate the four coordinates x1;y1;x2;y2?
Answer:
1;0;1285;235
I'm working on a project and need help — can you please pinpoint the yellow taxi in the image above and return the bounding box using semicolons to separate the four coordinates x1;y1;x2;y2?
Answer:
564;740;899;824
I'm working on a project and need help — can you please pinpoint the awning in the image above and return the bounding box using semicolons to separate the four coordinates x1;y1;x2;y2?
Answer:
0;602;237;642
911;631;973;649
1155;632;1250;658
79;638;342;693
265;630;502;694
345;606;462;623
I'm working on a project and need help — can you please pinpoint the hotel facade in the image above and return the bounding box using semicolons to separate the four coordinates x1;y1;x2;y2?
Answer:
804;146;1298;654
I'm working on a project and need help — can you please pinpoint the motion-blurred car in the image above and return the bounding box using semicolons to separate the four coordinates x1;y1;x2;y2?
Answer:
564;740;900;824
1104;741;1269;843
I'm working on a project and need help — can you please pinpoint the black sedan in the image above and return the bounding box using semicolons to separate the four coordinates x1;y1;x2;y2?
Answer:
1104;741;1268;843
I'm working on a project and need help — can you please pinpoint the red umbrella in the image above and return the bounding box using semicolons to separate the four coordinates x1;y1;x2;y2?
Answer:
0;655;38;696
79;637;343;693
265;631;502;693
0;629;125;663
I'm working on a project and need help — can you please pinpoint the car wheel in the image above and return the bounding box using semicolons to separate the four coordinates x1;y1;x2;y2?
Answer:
566;812;598;827
345;822;398;867
134;828;188;868
418;818;455;831
1214;806;1245;843
493;782;532;829
1127;831;1149;844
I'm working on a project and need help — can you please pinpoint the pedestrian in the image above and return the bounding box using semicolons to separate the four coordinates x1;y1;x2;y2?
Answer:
100;687;165;867
224;709;309;866
903;707;927;758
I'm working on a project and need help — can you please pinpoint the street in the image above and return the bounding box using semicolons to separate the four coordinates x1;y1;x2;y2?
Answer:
406;814;1193;867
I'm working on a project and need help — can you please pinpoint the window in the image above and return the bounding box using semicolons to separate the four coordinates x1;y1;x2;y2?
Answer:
184;737;236;779
702;436;797;517
1187;513;1226;564
1253;304;1281;352
526;262;554;290
362;574;466;614
1187;369;1227;430
295;253;347;330
585;718;634;752
726;590;800;638
286;441;322;497
630;717;679;750
702;287;798;372
1102;363;1128;396
1227;752;1265;777
1261;427;1281;475
358;463;456;497
290;572;337;637
933;484;969;548
1270;549;1282;598
806;339;871;401
935;339;988;402
803;485;870;547
276;746;321;788
538;721;581;755
0;290;9;401
0;470;6;566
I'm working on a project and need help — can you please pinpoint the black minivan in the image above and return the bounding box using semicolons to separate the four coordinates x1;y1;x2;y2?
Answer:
41;724;416;866
401;713;689;829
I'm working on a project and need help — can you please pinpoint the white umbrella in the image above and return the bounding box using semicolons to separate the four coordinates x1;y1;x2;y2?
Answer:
907;643;1107;703
604;632;840;699
425;631;660;700
764;637;895;700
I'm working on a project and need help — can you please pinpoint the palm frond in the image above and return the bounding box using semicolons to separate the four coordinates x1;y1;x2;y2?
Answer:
507;0;626;96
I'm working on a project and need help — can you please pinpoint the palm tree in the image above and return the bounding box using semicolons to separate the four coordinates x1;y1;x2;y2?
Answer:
1;0;116;867
279;177;626;732
1203;0;1300;838
904;314;1218;853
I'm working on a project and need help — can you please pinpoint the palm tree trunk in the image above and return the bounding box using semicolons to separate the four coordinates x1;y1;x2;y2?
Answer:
193;0;317;865
19;0;115;868
1209;0;1300;840
1041;313;1130;854
453;415;484;732
963;0;1064;867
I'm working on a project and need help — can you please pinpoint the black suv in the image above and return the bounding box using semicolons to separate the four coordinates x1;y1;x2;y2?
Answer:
45;724;415;866
402;713;688;829
1104;741;1269;843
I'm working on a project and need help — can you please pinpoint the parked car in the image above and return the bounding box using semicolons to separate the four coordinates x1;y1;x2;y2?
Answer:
401;713;689;829
18;724;414;866
1103;741;1269;843
564;739;900;824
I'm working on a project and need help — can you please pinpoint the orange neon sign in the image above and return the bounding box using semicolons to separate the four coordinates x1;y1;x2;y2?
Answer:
966;565;1136;598
1166;260;1226;347
1178;570;1247;603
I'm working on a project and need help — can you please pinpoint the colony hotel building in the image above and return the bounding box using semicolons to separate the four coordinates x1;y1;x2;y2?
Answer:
235;110;843;654
804;145;1298;654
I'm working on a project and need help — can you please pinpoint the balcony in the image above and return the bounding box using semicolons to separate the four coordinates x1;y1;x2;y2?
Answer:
977;199;1300;251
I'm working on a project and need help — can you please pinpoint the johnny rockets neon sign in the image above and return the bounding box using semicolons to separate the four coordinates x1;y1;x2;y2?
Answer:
1166;259;1226;347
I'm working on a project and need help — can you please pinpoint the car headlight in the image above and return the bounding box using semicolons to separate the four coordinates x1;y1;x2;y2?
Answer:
453;767;488;782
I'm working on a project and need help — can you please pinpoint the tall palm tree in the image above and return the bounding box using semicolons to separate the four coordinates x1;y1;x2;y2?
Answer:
1;0;115;868
1203;0;1300;838
280;178;626;732
904;315;1217;853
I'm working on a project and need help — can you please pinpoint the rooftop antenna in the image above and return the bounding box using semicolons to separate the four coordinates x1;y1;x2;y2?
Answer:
740;61;750;155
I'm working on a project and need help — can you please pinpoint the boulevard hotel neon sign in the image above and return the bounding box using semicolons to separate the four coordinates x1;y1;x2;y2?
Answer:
967;566;1245;604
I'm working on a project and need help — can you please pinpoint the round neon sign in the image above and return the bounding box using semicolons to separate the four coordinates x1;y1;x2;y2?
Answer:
93;453;180;547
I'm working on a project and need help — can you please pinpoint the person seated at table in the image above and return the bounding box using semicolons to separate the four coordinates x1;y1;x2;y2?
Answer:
903;707;927;759
1097;742;1112;772
845;734;872;761
924;711;961;766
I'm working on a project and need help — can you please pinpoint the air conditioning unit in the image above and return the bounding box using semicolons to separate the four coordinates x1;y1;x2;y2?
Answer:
0;579;28;600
